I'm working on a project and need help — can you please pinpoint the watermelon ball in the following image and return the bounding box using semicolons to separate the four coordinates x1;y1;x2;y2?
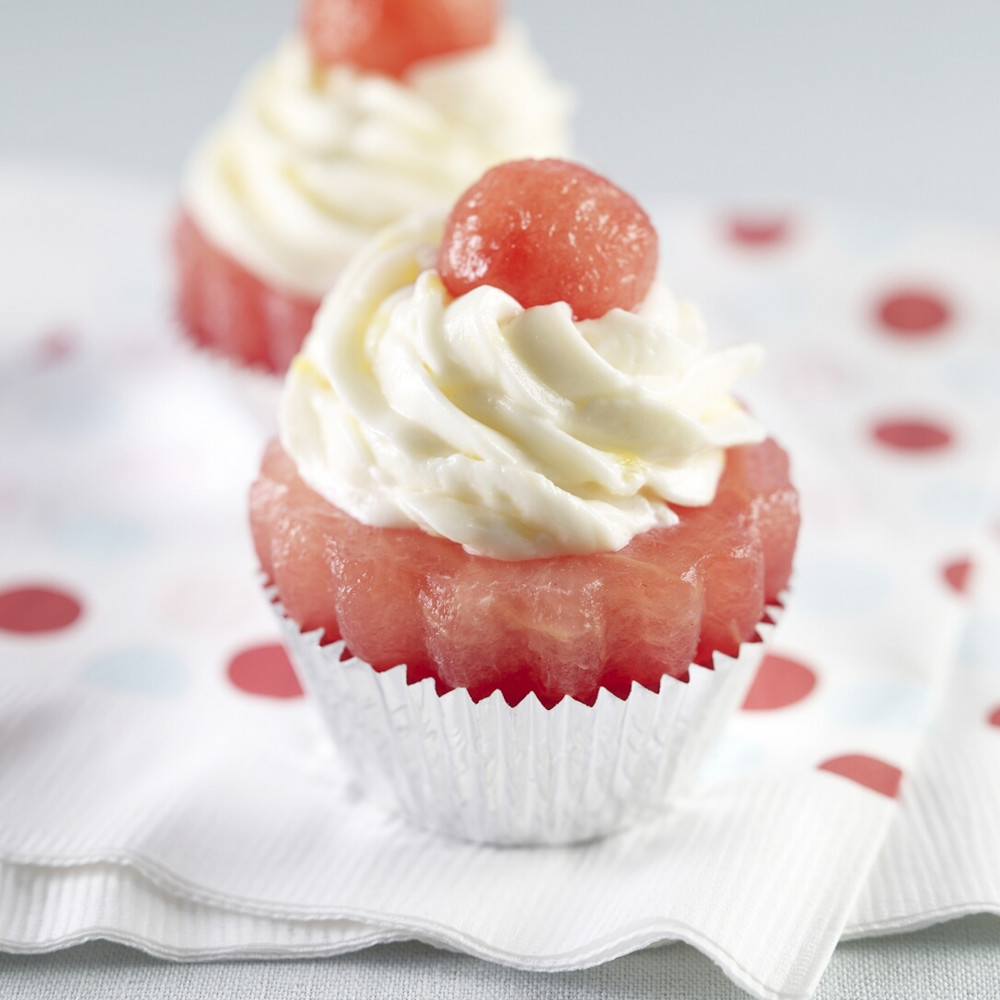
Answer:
303;0;499;78
436;159;659;321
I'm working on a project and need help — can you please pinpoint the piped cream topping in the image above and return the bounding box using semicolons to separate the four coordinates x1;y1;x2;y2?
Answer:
280;211;767;560
182;25;572;300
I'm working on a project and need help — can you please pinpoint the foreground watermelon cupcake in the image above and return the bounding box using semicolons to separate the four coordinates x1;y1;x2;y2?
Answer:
250;159;799;843
175;0;571;375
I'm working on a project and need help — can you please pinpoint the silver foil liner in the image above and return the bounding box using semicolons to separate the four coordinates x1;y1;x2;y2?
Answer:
276;601;776;845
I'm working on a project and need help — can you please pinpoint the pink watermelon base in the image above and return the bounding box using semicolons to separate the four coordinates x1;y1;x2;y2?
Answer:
250;438;799;709
173;211;321;374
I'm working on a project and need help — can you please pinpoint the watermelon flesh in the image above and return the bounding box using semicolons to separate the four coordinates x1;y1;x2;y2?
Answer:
302;0;499;79
174;212;320;374
437;159;659;321
249;438;799;708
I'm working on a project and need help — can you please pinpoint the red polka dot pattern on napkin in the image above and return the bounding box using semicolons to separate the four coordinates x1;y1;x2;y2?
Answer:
37;327;79;365
942;556;973;595
227;642;303;699
0;584;84;634
725;215;791;247
875;288;951;337
742;653;818;710
818;754;903;799
4;172;999;994
871;418;954;452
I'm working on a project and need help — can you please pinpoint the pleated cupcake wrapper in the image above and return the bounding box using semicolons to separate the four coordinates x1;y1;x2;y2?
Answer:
274;598;777;845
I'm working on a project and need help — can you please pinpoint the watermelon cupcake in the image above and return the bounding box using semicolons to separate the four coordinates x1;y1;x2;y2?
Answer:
250;160;799;844
175;0;572;377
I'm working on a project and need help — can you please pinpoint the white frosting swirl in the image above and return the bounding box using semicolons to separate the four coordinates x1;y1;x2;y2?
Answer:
280;212;767;560
181;25;571;300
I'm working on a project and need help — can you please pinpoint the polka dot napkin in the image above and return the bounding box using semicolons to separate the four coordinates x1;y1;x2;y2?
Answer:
1;169;998;1000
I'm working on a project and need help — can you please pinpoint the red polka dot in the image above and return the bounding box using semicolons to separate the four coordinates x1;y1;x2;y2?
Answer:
942;557;973;595
987;706;1000;729
871;418;953;452
742;653;818;710
0;584;83;634
818;754;903;798
726;215;791;247
227;643;303;699
876;289;951;337
37;327;78;364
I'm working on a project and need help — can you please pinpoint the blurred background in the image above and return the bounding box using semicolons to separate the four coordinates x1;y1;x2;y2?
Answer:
2;0;999;227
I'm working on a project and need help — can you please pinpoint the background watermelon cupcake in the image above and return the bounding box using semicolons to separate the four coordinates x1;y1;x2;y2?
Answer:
175;0;572;375
250;159;799;844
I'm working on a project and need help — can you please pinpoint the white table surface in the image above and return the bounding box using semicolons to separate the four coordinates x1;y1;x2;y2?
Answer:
2;917;1000;1000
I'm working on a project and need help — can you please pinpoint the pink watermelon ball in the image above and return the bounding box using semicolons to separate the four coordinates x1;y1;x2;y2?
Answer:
174;212;320;374
302;0;499;79
436;159;659;321
249;439;800;708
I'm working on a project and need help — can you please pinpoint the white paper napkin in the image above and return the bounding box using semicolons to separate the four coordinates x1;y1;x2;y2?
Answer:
1;168;998;1000
845;524;1000;938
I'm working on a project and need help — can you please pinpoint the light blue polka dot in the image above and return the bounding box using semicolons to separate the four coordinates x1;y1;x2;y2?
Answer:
918;479;995;528
945;355;1000;400
716;286;808;340
793;555;893;616
55;514;151;557
828;678;932;731
82;647;189;697
958;612;1000;671
118;266;164;306
33;384;117;433
832;212;915;257
698;734;766;785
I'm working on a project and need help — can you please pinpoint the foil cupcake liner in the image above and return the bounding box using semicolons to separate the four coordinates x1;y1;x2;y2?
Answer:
275;600;776;846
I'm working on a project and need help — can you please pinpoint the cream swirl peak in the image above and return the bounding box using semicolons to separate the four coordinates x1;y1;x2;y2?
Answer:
181;25;571;301
280;212;766;560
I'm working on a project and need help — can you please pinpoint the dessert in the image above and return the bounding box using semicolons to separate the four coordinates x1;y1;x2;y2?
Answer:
175;0;572;373
250;159;799;842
